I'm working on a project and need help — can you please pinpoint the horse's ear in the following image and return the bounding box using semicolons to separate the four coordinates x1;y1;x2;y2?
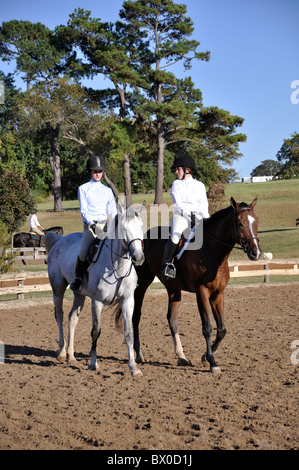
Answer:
230;197;238;210
250;197;258;209
135;201;146;214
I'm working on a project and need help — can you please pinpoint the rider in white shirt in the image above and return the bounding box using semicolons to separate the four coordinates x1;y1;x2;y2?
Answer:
29;210;45;237
161;155;210;279
70;155;117;292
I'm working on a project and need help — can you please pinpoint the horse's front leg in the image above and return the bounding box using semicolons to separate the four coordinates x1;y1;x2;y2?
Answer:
88;299;103;371
121;296;143;378
67;292;85;365
167;289;190;366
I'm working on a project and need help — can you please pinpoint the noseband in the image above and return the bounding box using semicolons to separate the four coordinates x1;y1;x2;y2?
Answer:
126;238;144;251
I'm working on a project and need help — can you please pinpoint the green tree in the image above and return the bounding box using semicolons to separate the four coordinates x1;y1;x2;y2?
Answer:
62;8;151;204
16;77;109;210
0;21;81;210
0;20;66;90
251;159;281;177
0;221;16;273
276;132;299;179
119;0;210;203
0;165;35;235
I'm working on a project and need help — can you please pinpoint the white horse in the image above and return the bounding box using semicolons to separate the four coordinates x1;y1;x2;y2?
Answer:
45;203;145;377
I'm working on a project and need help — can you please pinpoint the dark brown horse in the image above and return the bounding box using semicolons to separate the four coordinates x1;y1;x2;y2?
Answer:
13;226;63;265
13;226;63;248
133;197;261;373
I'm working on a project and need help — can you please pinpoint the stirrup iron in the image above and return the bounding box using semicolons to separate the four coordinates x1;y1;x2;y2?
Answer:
163;262;176;279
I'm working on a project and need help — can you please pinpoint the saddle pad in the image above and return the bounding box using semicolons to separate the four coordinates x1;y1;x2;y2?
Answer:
29;232;40;241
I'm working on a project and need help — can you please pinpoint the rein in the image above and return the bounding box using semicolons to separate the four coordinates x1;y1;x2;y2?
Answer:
91;216;143;305
107;237;142;306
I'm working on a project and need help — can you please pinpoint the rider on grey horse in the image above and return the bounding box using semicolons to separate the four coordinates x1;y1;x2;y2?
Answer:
70;155;117;293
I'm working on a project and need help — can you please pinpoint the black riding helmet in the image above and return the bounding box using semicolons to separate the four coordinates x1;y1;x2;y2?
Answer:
171;155;196;173
86;155;106;173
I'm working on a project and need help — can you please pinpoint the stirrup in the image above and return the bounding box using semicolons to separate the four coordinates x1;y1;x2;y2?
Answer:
162;263;176;279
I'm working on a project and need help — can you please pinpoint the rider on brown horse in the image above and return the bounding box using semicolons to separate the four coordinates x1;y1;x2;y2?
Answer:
160;155;210;279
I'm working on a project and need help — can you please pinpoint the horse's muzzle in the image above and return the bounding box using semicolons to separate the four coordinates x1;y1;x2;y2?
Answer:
247;244;261;261
132;252;145;266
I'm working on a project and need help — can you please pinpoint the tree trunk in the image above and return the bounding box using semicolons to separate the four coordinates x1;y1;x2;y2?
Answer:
124;153;133;207
48;124;62;212
154;122;165;204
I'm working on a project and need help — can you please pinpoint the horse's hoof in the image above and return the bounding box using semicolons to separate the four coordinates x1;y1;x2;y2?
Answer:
211;366;221;374
177;358;192;366
56;351;66;362
132;369;143;378
202;360;210;369
136;355;146;364
88;363;99;371
68;359;78;367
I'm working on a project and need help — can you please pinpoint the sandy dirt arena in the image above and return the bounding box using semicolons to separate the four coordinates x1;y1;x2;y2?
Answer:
0;283;298;451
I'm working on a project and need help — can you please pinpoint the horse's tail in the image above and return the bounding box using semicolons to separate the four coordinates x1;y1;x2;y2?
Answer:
44;232;62;254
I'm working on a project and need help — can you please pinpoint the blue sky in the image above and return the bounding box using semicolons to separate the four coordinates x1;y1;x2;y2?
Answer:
1;0;298;178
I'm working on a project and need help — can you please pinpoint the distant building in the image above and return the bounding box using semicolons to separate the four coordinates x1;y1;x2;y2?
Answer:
242;176;274;183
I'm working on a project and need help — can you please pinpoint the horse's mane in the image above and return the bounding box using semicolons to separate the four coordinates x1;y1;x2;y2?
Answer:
204;202;251;227
204;205;233;227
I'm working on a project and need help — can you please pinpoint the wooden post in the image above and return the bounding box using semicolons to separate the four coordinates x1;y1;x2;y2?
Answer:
264;263;269;283
17;270;25;300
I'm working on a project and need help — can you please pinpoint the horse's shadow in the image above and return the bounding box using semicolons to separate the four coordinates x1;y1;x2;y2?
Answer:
4;345;210;373
4;344;56;367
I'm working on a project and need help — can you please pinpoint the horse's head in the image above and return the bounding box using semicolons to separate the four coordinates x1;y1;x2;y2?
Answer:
118;203;145;266
230;197;261;260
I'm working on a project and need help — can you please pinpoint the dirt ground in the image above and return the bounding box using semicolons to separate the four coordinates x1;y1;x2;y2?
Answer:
0;283;298;450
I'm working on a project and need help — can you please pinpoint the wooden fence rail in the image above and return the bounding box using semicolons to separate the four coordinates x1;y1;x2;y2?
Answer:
0;257;298;301
5;247;47;261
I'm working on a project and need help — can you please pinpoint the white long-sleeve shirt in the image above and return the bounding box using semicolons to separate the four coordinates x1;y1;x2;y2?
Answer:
170;176;210;219
29;213;40;230
78;179;117;226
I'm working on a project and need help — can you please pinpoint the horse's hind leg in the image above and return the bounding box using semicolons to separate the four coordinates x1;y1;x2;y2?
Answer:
209;292;226;356
89;299;103;371
53;286;67;362
133;267;155;363
67;292;85;365
167;288;190;366
197;288;221;373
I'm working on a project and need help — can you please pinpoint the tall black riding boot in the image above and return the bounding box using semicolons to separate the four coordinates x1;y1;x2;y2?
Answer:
70;257;89;293
160;240;178;279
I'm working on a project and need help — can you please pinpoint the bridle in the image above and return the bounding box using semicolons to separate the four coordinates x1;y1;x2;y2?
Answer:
233;206;260;254
125;238;144;252
205;206;259;254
